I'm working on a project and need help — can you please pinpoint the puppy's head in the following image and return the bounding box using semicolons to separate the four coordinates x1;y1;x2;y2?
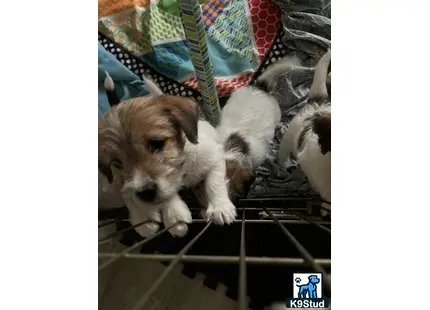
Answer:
312;112;331;155
225;160;255;204
98;95;198;204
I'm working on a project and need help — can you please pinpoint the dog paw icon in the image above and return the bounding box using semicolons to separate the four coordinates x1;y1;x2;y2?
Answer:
295;278;302;283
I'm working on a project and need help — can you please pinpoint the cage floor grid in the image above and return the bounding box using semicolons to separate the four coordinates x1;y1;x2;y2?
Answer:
98;197;331;310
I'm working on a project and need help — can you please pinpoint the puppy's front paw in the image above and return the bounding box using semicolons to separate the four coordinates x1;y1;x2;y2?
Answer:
169;223;189;238
163;200;192;238
134;222;160;238
205;200;237;225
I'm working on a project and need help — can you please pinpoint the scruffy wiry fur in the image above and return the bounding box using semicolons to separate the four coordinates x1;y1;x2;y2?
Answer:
98;76;236;237
216;86;281;201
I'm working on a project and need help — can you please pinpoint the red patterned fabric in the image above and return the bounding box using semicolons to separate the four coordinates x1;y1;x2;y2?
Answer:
248;0;282;61
201;0;232;27
185;0;281;97
185;72;254;98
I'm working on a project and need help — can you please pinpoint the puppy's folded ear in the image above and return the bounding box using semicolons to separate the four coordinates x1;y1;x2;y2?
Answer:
312;113;331;155
159;96;199;144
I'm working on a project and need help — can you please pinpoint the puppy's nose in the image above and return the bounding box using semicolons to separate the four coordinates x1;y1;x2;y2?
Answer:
136;183;157;202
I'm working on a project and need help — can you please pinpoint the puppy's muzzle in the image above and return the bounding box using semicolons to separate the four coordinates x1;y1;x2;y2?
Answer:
136;182;157;202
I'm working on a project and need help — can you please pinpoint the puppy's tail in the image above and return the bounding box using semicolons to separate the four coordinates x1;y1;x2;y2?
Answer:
104;72;120;107
308;49;331;104
255;55;302;91
142;75;164;97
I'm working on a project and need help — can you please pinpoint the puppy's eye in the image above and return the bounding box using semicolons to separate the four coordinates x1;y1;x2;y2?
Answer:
110;158;123;169
148;138;166;153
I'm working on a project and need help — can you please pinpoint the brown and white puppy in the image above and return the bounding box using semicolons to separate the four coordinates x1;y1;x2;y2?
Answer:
275;50;331;215
191;75;282;204
190;132;256;208
99;74;236;237
223;133;256;203
215;80;282;202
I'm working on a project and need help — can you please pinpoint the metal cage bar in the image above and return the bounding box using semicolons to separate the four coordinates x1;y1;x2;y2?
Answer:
98;219;117;228
263;208;331;296
99;204;331;309
98;253;330;266
99;218;330;225
238;208;248;310
283;208;331;234
98;222;180;272
98;219;150;243
129;220;213;310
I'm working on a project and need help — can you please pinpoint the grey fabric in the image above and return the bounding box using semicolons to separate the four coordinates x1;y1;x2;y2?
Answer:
247;0;331;198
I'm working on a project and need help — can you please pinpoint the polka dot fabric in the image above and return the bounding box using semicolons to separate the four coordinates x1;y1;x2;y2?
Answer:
250;28;289;84
99;27;290;105
99;33;203;103
201;0;231;28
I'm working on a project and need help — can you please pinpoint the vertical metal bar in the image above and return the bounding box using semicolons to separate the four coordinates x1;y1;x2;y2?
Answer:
238;208;248;310
264;208;331;296
129;220;213;310
179;0;221;126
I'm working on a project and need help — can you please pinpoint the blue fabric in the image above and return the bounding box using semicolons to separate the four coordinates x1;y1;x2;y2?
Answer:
98;42;148;119
206;37;257;77
139;38;256;82
140;41;193;81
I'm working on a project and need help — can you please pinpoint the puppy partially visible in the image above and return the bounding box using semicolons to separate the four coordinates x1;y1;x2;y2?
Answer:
214;80;282;202
255;55;303;91
99;74;236;237
274;50;331;214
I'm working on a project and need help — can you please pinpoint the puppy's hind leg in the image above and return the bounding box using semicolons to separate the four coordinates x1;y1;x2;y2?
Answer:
277;128;295;166
162;194;192;237
204;160;237;225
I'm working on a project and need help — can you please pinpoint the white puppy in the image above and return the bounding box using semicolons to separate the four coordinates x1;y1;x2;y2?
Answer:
99;74;236;238
274;50;331;214
216;85;281;201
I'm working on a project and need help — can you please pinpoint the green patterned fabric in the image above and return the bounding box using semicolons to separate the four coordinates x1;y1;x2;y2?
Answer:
150;3;186;43
208;0;259;64
99;3;187;54
99;8;152;55
98;0;277;98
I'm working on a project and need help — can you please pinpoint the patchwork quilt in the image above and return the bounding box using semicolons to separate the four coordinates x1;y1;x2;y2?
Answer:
98;0;281;97
98;0;331;199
